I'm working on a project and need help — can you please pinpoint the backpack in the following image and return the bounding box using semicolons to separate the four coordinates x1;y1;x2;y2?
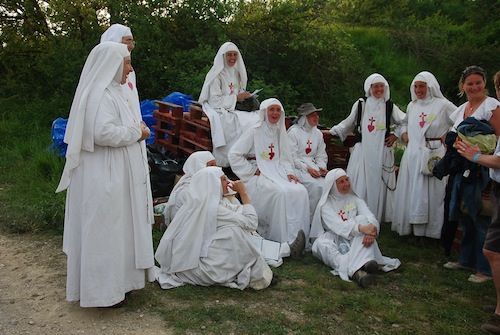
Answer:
353;97;394;143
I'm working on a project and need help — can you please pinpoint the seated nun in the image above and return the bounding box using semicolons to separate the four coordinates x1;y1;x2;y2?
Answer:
155;166;273;290
310;169;401;288
162;151;216;226
287;103;328;219
198;42;260;167
228;98;310;249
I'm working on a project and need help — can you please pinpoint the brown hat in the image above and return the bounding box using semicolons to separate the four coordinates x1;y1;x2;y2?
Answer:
297;102;322;116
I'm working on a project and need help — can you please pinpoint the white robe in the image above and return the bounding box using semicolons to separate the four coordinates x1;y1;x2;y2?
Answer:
391;97;456;238
287;123;327;218
312;194;400;281
330;98;405;222
204;69;259;166
156;199;272;290
63;83;154;307
229;126;310;244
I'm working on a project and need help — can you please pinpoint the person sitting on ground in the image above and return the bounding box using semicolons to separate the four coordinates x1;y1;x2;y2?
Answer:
155;166;273;290
199;42;260;167
162;151;216;226
287;103;328;221
229;98;310;249
310;169;401;288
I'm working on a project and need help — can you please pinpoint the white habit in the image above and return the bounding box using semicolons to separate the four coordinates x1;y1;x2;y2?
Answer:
56;42;154;307
229;98;310;244
155;167;272;290
288;116;327;219
330;73;405;222
311;169;401;281
199;42;259;167
391;72;456;238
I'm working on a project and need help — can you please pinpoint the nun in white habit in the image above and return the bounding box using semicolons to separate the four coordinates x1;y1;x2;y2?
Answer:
311;169;400;286
155;166;273;290
288;103;328;219
228;98;310;245
199;42;260;167
391;71;456;238
329;73;406;223
162;151;216;226
56;42;154;307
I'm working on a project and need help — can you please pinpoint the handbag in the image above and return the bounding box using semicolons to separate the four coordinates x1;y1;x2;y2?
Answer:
420;140;445;176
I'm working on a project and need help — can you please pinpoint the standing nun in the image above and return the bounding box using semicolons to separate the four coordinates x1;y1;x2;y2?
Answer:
56;42;154;307
329;74;406;223
311;169;401;287
391;71;456;238
199;42;259;167
229;98;310;246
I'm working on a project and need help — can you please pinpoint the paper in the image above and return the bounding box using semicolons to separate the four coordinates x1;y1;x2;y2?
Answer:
247;234;280;261
251;88;262;96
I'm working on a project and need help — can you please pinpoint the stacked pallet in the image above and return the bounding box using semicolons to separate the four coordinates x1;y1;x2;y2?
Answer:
154;101;213;156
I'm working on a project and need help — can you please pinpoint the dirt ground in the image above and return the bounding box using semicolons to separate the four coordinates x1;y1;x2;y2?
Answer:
0;233;172;335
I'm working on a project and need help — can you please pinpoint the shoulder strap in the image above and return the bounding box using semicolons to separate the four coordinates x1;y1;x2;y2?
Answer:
354;97;366;141
385;100;393;138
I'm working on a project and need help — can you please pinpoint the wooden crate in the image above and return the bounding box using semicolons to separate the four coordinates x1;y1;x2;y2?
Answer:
155;100;184;118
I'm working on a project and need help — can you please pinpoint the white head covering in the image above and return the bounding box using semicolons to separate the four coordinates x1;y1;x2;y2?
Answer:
56;42;130;192
364;73;390;101
100;24;133;43
155;166;224;273
198;42;248;103
310;168;357;239
410;71;446;101
253;98;293;180
163;151;216;225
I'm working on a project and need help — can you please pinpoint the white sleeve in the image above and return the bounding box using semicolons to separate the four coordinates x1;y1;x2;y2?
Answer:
391;103;406;138
217;203;258;231
320;201;359;239
94;92;141;147
287;128;308;171
315;130;328;169
207;76;237;111
355;198;379;232
330;101;359;141
228;128;258;181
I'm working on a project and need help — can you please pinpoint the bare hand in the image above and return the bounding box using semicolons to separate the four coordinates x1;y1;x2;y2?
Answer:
230;180;247;195
307;167;321;178
255;168;261;176
319;168;328;177
288;174;300;183
384;134;398;147
359;223;377;236
362;235;375;247
401;132;409;144
237;91;252;102
139;122;150;141
456;141;480;162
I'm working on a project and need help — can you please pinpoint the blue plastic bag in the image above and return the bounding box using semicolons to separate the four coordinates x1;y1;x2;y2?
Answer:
51;117;68;157
161;92;193;112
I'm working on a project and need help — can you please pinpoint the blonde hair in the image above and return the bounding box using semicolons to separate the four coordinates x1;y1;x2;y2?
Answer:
494;71;500;89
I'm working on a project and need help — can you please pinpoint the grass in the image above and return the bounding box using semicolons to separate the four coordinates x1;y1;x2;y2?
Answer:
0;98;494;334
123;229;494;334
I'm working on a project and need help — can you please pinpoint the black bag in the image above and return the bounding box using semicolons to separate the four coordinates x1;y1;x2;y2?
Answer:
235;95;260;112
147;145;183;198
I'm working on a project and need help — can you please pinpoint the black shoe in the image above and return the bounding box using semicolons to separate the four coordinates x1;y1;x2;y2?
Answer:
481;314;500;334
352;270;376;288
270;274;280;287
362;260;379;274
289;230;305;258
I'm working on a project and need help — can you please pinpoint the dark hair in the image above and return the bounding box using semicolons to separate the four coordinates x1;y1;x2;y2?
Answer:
458;65;487;97
494;71;500;89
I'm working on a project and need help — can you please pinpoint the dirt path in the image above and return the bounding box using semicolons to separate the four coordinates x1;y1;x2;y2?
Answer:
0;233;172;335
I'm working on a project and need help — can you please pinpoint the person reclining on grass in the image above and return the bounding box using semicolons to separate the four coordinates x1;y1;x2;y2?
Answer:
310;168;401;288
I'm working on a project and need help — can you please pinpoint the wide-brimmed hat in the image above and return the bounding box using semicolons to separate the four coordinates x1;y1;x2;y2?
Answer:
297;102;322;116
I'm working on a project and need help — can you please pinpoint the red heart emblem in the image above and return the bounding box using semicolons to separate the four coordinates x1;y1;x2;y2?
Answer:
128;81;134;90
367;124;375;132
419;121;426;128
305;147;312;154
269;152;275;160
